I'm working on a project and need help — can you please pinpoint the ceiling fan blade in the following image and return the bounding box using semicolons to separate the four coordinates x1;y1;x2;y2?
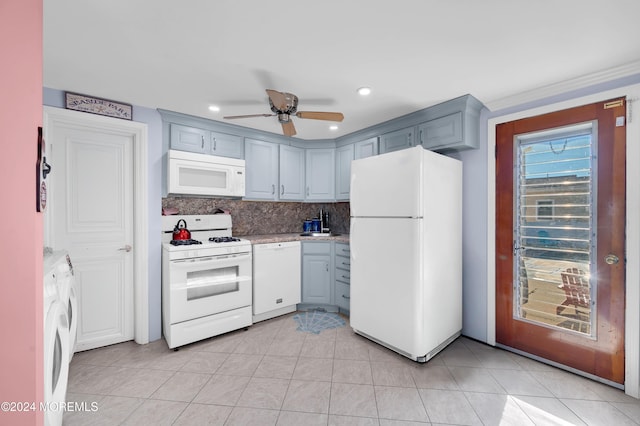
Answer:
295;111;344;122
266;89;287;110
281;120;296;137
223;113;274;119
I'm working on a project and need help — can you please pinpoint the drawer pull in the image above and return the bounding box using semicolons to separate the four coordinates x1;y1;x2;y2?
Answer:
342;295;350;300
342;262;350;266
342;275;350;279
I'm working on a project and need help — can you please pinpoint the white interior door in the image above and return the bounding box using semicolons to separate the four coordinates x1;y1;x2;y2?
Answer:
48;118;135;351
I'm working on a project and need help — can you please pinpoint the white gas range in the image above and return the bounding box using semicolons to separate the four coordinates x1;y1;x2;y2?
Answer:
161;214;252;349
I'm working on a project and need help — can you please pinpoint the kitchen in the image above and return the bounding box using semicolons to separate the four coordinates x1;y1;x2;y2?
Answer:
4;1;640;425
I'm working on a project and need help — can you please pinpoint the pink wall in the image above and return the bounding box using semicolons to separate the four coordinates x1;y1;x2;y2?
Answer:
0;0;44;425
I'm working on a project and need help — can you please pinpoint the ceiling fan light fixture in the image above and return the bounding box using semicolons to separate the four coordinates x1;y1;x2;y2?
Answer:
277;113;291;123
225;89;344;136
357;87;371;96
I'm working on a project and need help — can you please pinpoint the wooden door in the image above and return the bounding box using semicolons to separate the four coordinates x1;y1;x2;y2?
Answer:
49;115;135;351
496;98;626;384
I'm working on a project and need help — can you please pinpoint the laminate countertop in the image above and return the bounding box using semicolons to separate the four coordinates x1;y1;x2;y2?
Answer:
239;233;350;245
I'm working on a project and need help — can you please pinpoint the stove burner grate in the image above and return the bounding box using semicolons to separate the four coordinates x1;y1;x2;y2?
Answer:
209;236;242;243
170;239;203;246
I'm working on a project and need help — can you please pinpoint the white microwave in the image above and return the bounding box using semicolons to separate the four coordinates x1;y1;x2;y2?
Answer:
167;149;245;197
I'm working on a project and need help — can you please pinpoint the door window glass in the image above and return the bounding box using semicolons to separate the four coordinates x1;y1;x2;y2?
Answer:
515;122;595;335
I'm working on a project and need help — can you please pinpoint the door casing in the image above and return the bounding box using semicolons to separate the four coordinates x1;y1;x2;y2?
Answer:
487;84;640;397
43;106;149;347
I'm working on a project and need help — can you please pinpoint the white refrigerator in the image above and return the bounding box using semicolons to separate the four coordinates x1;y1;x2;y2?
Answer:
350;146;462;362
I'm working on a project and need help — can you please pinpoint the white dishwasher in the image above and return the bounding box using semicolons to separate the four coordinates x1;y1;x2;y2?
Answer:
252;241;301;322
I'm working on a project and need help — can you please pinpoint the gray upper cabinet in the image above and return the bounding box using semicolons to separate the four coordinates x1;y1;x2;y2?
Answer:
279;145;305;200
210;131;244;159
354;137;378;159
170;123;243;158
335;144;354;201
418;112;462;151
244;138;279;200
170;124;209;153
380;127;415;154
417;94;484;152
306;148;335;201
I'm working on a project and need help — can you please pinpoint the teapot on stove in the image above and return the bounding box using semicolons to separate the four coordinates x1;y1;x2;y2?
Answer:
172;219;191;241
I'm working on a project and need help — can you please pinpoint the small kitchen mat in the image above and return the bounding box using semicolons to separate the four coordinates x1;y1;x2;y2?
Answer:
293;311;346;334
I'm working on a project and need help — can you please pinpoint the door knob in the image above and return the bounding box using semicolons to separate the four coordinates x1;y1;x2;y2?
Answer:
604;254;619;265
118;245;132;252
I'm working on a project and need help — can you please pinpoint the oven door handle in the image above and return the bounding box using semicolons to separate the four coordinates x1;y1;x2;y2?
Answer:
171;274;252;291
171;252;251;265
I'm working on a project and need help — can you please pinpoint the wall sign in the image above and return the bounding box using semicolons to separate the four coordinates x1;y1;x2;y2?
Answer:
65;92;132;120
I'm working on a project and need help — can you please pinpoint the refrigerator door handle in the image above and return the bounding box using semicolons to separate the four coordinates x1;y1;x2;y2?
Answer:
350;219;356;262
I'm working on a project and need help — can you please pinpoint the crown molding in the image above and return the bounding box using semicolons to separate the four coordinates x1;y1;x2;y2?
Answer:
485;60;640;112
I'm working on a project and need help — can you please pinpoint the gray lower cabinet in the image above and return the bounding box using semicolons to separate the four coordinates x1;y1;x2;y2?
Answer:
380;127;415;154
301;241;332;305
170;123;243;158
334;242;350;311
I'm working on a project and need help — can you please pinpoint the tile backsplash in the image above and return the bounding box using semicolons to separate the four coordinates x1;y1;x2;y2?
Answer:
162;197;350;236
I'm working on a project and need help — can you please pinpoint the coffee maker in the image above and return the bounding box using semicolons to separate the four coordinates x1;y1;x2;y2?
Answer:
319;208;330;233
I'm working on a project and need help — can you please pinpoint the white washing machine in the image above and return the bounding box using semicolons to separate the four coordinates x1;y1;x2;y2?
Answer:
43;251;71;426
55;253;78;360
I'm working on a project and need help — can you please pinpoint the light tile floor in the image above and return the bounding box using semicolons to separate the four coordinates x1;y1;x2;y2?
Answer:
64;313;640;425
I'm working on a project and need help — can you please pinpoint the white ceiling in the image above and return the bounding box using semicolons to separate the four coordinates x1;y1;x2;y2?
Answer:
43;0;640;140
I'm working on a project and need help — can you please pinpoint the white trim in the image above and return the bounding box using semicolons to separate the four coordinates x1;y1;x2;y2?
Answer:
43;106;149;346
485;60;640;111
487;84;640;398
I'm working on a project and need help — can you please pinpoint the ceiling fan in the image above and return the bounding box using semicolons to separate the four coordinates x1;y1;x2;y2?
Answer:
223;89;344;137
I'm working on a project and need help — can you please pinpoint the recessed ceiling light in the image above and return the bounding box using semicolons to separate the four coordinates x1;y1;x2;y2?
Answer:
357;87;371;96
329;125;338;131
208;105;220;112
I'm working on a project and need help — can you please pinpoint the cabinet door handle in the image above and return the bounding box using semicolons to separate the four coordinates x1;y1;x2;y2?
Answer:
213;137;217;151
419;130;423;144
271;184;275;195
326;263;329;272
201;135;204;149
281;184;284;195
306;186;310;196
408;133;412;147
